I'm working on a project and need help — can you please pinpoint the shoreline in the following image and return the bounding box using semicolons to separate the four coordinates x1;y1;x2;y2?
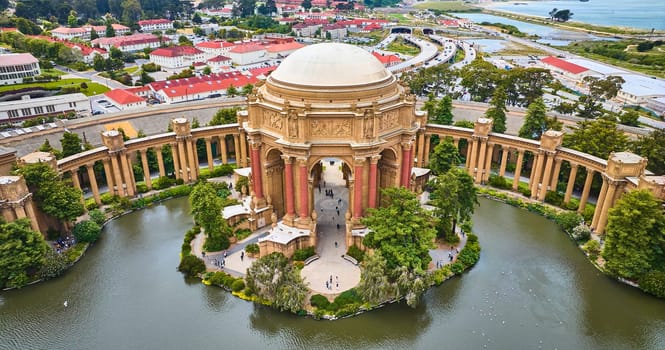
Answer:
474;2;663;36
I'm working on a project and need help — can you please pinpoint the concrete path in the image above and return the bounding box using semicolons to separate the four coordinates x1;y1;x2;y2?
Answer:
301;158;361;296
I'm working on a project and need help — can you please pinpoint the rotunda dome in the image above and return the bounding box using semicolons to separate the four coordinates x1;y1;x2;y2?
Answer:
268;43;392;87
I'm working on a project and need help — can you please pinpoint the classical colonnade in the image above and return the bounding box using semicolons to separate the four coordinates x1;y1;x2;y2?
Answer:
52;117;659;235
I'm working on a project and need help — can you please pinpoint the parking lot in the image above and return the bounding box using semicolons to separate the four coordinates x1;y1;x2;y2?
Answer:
90;96;120;115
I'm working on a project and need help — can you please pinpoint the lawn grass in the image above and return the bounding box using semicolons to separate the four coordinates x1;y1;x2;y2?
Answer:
123;66;139;75
386;37;421;56
493;41;548;56
387;13;410;24
0;78;109;96
414;1;480;12
41;68;67;76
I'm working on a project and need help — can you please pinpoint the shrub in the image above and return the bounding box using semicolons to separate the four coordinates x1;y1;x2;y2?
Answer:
582;205;595;223
152;176;175;190
245;243;259;254
203;230;229;252
85;198;98;210
136;183;149;193
72;220;102;243
207;271;236;287
100;193;117;205
544;191;564;207
88;209;106;226
582;239;601;260
571;223;591;242
346;245;365;263
292;246;316;261
310;294;330;309
488;175;511;189
175;178;185;185
456;233;481;269
450;262;464;275
554;211;582;233
640;271;665;298
518;183;531;197
65;243;87;264
231;279;246;292
178;254;206;277
432;265;454;285
334;288;362;307
39;249;69;280
235;228;252;241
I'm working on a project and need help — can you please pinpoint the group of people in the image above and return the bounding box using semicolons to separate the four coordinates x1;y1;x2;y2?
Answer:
325;275;340;291
53;236;76;254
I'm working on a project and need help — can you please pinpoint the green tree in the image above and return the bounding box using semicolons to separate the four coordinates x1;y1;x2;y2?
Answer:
90;28;99;40
192;13;202;24
459;58;498;102
485;85;507;133
121;0;142;24
518;97;548;140
357;251;395;305
202;66;212;75
71;220;102;243
139;70;154;85
0;218;49;288
422;93;437;119
189;181;230;251
209;108;239;126
503;67;552;107
577;76;625;119
245;252;308;312
17;163;84;224
60;132;84;158
105;19;116;37
38;139;62;158
602;190;665;280
361;187;436;273
432;95;453;125
631;129;665;175
226;84;238;97
67;10;78;28
301;0;312;10
428;137;461;175
430;168;478;242
563;117;628;159
618;109;639;126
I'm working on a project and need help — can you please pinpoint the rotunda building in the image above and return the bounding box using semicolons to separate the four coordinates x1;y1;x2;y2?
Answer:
241;43;427;256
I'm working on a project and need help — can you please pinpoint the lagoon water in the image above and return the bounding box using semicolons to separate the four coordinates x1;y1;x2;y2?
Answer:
1;197;665;349
488;0;665;30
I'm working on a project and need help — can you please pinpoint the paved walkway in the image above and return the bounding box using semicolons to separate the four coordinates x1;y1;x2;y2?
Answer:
301;158;361;296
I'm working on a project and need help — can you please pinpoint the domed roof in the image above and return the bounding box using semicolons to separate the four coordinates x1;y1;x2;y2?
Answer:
269;43;392;87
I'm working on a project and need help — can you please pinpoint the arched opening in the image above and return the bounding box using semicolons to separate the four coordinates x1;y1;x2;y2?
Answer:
378;148;399;205
391;27;412;34
311;157;351;254
264;148;285;218
423;28;434;35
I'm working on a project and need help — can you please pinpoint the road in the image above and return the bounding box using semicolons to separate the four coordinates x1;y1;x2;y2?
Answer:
54;64;127;90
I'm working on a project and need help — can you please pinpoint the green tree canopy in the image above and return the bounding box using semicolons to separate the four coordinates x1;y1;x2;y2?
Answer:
245;252;308;312
602;190;665;280
485;85;507;133
60;132;84;158
430;168;478;242
357;251;395;305
209;107;238;125
518;97;562;140
459;58;498;102
563;117;628;159
17;162;84;223
0;218;50;288
631;129;665;175
428;137;461;175
361;187;436;273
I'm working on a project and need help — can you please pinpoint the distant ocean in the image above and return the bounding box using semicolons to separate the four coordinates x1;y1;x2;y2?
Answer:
487;0;665;30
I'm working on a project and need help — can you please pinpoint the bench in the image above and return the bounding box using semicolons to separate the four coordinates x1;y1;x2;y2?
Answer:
304;254;320;266
342;254;358;266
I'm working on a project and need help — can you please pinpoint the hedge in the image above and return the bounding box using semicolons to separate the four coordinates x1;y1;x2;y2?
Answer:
292;246;316;261
640;271;665;298
346;245;365;263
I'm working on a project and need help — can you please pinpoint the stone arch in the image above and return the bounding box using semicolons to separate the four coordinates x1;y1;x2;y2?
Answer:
378;147;399;204
391;27;412;34
264;148;285;217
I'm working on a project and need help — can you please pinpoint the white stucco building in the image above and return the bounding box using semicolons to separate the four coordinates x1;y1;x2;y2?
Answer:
0;53;41;85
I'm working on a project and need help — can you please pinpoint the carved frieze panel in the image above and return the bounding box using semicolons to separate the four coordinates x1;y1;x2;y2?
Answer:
379;111;399;131
262;110;283;131
309;119;352;137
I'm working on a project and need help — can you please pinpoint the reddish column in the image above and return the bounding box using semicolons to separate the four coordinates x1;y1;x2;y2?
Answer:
250;144;264;199
354;160;364;218
283;157;295;217
368;157;379;208
298;159;308;219
401;147;411;187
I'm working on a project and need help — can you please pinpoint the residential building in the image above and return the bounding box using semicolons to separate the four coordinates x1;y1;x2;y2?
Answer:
0;93;90;122
206;55;233;72
69;44;108;64
266;41;304;59
104;89;147;110
195;40;236;59
321;23;347;40
51;24;130;40
138;19;173;32
292;23;321;37
92;34;165;52
372;51;401;67
149;46;205;70
0;53;41;85
228;43;267;65
647;97;665;116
